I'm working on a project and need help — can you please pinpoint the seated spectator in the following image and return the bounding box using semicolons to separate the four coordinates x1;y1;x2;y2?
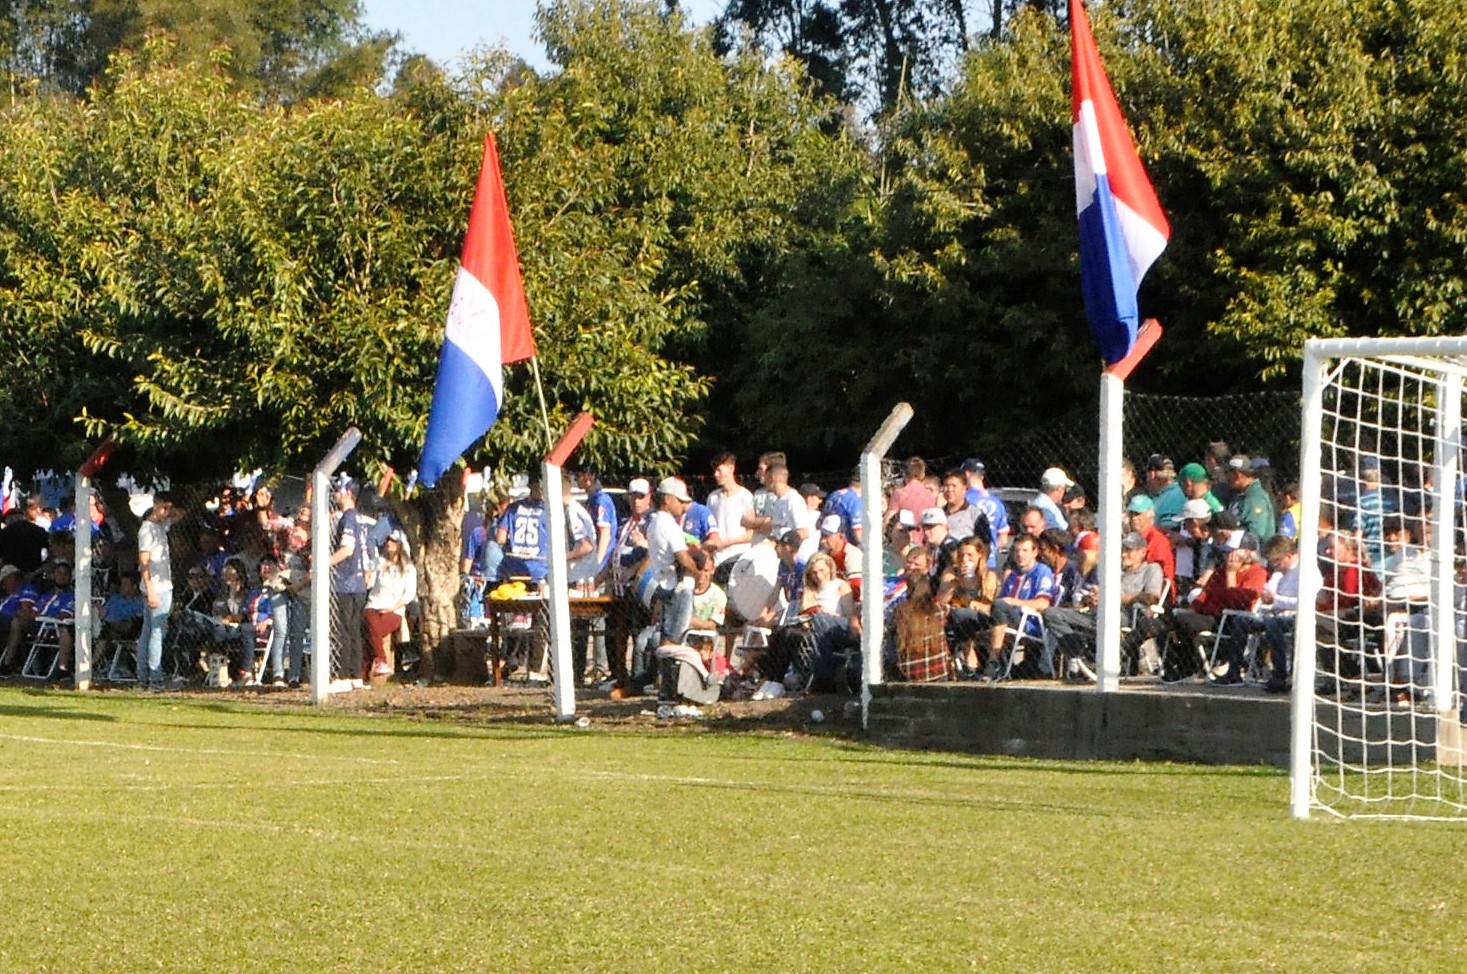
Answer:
937;538;998;673
745;531;810;701
1277;482;1302;539
919;507;958;578
1032;468;1073;531
194;527;231;580
363;532;416;682
100;572;146;662
37;561;76;679
1170;498;1213;592
0;565;41;674
882;514;915;577
1045;531;1163;679
818;515;863;597
892;573;952;682
1068;509;1100;575
798;552;861;693
213;559;257;688
1222;535;1301;693
984;533;1056;679
1314;531;1382;697
1171;539;1267;684
1126;494;1176;592
1178;463;1224;515
1378;515;1433;707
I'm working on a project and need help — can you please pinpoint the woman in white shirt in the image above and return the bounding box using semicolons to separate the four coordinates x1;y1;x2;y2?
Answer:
798;552;861;693
362;531;417;680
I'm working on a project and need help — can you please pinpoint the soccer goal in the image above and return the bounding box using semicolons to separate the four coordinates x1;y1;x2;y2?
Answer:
1293;337;1467;820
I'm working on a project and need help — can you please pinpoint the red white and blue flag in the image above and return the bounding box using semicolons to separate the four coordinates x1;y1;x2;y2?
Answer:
419;133;537;488
1071;0;1169;365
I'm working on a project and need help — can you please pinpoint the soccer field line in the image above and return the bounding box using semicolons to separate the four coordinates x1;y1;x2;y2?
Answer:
0;738;1093;814
0;732;403;766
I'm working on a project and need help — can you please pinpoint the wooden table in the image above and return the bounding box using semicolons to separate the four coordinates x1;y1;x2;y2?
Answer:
483;594;619;687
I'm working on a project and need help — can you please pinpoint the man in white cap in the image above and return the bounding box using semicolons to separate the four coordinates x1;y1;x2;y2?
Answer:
1033;467;1074;531
646;477;698;647
818;514;864;596
1171;497;1214;592
918;506;956;578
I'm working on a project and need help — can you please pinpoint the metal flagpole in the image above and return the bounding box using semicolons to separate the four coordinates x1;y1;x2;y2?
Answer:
529;357;554;452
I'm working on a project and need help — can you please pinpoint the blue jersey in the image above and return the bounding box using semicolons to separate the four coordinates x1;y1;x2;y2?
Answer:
999;562;1056;604
823;487;863;543
586;488;619;571
0;583;40;618
499;498;549;583
39;588;74;618
966;488;1008;567
681;502;716;543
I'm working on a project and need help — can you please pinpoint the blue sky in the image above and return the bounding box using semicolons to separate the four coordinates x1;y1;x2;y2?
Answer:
361;0;726;72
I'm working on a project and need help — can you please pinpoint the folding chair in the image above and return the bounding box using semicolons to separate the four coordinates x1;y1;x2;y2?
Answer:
20;618;66;680
992;607;1046;680
1200;608;1264;684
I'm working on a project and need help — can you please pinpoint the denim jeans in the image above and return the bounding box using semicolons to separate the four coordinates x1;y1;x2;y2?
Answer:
136;589;173;687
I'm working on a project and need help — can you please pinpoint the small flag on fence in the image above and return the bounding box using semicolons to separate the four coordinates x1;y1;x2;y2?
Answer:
418;133;537;488
1071;0;1169;365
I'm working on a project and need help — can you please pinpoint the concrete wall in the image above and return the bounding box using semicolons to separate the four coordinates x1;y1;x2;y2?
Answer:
865;683;1294;767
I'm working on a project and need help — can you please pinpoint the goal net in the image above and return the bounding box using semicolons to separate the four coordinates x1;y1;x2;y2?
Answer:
1294;338;1467;820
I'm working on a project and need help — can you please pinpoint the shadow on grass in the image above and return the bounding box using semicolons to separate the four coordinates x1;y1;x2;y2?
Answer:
0;699;119;722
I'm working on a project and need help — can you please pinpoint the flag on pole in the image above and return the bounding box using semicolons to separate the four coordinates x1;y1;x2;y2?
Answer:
418;133;537;488
1071;0;1169;365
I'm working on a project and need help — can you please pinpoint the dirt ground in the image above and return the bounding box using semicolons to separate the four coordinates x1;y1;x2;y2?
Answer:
65;676;863;737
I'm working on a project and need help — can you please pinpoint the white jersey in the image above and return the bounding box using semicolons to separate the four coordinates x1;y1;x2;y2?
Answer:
645;510;688;592
708;484;754;566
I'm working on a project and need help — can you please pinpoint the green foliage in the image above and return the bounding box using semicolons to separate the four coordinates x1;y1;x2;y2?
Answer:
0;0;392;99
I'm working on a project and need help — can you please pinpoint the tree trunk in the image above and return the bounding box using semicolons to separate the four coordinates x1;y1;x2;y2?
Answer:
392;475;465;682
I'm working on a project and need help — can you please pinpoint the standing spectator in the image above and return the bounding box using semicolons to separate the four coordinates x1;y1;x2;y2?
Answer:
328;480;371;690
706;453;754;580
886;457;938;529
1204;442;1235;506
961;458;1010;568
1032;468;1073;531
0;496;49;573
496;476;550;586
767;463;817;562
253;554;288;687
1145;455;1186;529
576;468;618;576
939;470;983;542
135;492;176;691
822;470;864;547
646;477;698;649
742;451;785;545
1225;456;1278;544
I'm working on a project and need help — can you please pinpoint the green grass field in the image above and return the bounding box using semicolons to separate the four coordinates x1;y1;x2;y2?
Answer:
1;687;1464;973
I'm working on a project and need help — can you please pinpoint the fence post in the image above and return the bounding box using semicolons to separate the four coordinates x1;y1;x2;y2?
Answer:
545;413;595;722
311;428;362;705
72;440;118;691
860;403;913;731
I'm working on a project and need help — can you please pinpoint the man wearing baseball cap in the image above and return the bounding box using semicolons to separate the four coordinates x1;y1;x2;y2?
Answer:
1179;463;1224;515
1145;454;1186;529
961;458;1009;568
1224;455;1276;543
818;513;864;596
1172;497;1215;591
1126;494;1176;591
646;477;698;648
1032;467;1074;532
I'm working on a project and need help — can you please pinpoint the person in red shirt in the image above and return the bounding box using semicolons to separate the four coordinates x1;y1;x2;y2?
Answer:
884;457;938;530
1170;540;1267;684
1314;532;1382;696
1126;494;1176;593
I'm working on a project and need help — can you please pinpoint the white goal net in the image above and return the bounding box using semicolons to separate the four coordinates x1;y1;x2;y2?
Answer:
1293;338;1467;820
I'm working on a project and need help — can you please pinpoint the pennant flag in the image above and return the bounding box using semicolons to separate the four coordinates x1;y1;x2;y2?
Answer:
418;133;537;488
1071;0;1169;365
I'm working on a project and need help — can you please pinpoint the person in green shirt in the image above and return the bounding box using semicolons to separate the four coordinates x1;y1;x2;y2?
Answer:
1225;456;1276;542
1179;463;1225;515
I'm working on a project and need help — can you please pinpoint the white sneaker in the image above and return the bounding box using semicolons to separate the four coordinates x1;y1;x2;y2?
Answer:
349;678;365;690
328;678;354;694
673;704;703;718
753;680;785;701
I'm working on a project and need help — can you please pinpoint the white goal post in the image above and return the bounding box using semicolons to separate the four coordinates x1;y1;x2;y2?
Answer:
1293;337;1467;820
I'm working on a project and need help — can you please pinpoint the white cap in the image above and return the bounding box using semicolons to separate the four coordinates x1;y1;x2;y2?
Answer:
898;509;917;528
656;476;692;503
819;514;843;535
1180;498;1213;522
920;507;946;527
1041;467;1075;488
627;477;651;496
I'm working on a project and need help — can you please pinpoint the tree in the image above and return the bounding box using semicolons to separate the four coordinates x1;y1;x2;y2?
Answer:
0;0;393;99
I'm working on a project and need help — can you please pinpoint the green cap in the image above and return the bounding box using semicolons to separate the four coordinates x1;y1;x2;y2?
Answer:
1179;463;1208;484
1127;494;1155;514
